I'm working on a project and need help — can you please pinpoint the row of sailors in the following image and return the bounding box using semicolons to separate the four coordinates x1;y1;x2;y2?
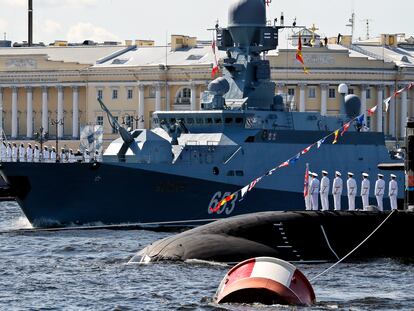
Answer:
0;142;97;163
306;171;398;212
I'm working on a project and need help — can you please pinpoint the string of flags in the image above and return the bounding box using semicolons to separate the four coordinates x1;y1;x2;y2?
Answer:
210;114;364;213
368;82;414;116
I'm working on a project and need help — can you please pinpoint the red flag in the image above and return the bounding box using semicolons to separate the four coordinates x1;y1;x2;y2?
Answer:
341;122;351;136
303;164;309;198
211;39;219;78
296;33;309;74
265;0;271;6
296;33;305;65
212;66;219;78
368;105;377;116
301;145;313;155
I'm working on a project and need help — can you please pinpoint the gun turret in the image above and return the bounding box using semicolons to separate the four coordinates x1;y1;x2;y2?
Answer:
97;98;134;144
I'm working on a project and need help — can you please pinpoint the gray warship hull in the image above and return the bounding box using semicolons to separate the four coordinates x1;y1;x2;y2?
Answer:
0;129;403;227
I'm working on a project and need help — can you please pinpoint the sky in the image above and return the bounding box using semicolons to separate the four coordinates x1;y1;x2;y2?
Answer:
0;0;413;45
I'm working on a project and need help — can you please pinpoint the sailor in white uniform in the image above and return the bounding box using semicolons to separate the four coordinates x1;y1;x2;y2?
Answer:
0;142;6;162
310;172;320;211
59;148;66;163
361;173;370;209
43;146;50;163
6;143;12;162
347;172;357;211
19;143;26;162
11;143;18;162
34;145;40;162
389;174;398;210
26;143;33;162
332;171;343;211
50;147;57;163
84;149;91;163
375;174;386;211
320;170;330;211
68;149;76;163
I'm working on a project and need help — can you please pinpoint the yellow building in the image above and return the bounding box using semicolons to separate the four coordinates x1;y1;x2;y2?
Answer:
0;33;413;145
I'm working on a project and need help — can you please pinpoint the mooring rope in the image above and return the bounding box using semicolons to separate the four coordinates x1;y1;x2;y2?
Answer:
310;209;397;283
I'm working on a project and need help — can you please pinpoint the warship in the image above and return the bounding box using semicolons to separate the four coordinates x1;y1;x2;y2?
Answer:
0;0;403;227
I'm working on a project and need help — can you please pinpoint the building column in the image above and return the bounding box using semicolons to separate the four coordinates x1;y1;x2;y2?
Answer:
57;86;64;138
320;84;328;116
42;86;48;133
11;87;18;138
299;84;306;112
388;93;396;138
26;87;33;138
360;84;368;117
155;83;162;111
0;87;3;134
401;86;408;138
138;84;145;129
72;86;79;139
376;85;384;133
165;83;170;111
190;83;197;111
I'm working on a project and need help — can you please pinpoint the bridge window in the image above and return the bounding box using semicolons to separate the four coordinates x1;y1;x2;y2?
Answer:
227;170;235;176
225;118;233;124
196;118;204;124
235;117;244;124
186;118;194;124
214;118;222;124
235;170;244;177
206;118;213;124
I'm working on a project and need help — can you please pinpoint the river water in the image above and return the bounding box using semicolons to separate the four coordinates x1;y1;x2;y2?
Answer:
0;201;413;310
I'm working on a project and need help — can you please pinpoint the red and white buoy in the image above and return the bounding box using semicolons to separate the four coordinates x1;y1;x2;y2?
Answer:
215;257;316;306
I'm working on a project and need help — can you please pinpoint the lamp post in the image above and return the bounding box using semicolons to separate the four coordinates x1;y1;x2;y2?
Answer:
50;118;64;159
34;126;48;160
122;114;143;130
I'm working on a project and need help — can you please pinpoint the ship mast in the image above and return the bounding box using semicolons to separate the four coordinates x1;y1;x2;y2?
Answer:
28;0;33;46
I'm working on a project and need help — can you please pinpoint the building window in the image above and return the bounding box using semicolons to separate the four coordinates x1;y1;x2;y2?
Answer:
308;88;316;98
329;88;336;98
349;88;354;95
97;116;104;126
112;89;118;100
288;88;295;96
97;89;103;99
175;88;191;106
127;89;133;100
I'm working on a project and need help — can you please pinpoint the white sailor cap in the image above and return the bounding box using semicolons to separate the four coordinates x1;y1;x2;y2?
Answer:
311;172;319;177
378;174;384;178
362;173;369;177
391;174;397;178
335;171;342;176
322;170;328;175
348;172;354;177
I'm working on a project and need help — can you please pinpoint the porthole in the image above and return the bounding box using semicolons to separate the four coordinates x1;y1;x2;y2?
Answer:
213;166;220;175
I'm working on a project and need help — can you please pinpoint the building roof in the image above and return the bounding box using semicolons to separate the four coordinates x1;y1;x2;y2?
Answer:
93;45;227;68
0;45;127;65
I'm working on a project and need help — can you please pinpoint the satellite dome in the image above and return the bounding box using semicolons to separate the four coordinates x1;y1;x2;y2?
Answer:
228;0;266;27
344;94;361;119
208;77;230;95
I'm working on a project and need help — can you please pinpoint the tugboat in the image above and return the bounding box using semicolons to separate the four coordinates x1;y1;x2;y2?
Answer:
0;0;402;227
